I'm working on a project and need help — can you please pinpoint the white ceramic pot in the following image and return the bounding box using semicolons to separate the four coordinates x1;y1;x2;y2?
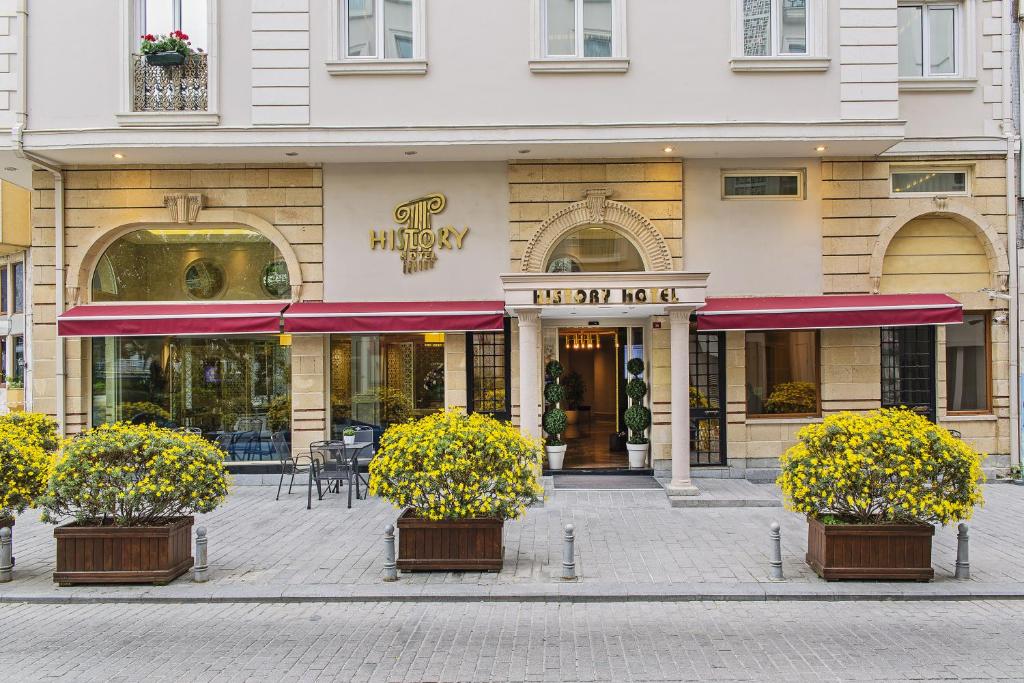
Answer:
343;435;356;446
626;442;648;469
545;444;567;470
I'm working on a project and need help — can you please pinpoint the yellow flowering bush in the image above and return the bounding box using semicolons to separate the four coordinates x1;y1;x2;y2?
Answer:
778;408;985;526
39;422;230;527
0;422;52;522
369;408;544;521
765;381;818;414
0;411;62;453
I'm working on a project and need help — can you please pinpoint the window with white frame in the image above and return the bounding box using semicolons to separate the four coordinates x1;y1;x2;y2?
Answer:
543;0;617;58
136;0;208;52
898;2;961;78
742;0;809;57
890;167;970;195
341;0;422;60
722;171;805;199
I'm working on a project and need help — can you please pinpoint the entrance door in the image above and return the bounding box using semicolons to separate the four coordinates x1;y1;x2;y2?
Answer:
881;325;936;422
690;330;727;466
555;326;639;469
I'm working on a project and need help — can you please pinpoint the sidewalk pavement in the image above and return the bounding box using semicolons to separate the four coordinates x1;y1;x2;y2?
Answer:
1;482;1022;604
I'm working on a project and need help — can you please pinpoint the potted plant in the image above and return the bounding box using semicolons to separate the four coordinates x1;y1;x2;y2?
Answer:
561;370;585;425
39;423;230;586
778;408;985;581
343;427;357;446
139;30;196;66
5;378;24;412
369;408;543;571
0;416;53;553
624;358;651;469
542;360;567;470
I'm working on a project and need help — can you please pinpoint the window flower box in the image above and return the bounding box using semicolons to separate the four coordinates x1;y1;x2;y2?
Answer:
144;50;186;66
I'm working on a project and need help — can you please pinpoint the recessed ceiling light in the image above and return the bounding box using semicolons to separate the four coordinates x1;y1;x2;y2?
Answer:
815;145;827;152
112;153;124;159
663;146;674;153
518;149;531;155
285;151;299;157
404;150;418;156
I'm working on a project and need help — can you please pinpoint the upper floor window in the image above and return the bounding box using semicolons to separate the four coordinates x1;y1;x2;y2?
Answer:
531;0;627;72
898;2;960;78
545;0;613;57
91;227;289;302
742;0;808;56
330;0;426;74
137;0;208;52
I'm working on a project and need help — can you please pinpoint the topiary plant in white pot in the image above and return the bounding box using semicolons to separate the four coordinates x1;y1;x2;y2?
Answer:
624;358;651;469
542;360;567;470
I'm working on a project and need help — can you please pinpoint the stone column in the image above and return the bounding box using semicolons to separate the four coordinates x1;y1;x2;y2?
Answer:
666;306;699;496
515;307;542;439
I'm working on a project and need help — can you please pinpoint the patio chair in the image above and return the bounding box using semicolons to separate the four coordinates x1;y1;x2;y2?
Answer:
348;425;375;500
307;440;358;509
274;432;311;501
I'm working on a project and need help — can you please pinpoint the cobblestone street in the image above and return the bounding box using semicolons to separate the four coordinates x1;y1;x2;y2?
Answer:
2;599;1023;681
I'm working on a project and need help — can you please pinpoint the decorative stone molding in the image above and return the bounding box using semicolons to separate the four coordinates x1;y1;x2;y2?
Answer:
868;202;1010;294
520;188;674;273
66;285;81;307
164;193;204;224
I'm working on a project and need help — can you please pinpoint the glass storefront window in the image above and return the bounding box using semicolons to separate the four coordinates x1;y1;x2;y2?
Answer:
745;330;819;416
91;335;291;460
546;226;644;273
92;227;289;302
946;313;989;413
330;333;445;440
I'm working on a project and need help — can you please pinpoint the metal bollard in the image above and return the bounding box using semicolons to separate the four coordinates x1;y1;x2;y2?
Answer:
193;526;209;583
768;521;784;581
562;524;576;580
0;528;11;583
954;523;970;580
383;524;398;582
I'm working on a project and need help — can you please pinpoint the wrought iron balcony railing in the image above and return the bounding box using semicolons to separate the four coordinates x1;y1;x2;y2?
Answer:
131;53;208;112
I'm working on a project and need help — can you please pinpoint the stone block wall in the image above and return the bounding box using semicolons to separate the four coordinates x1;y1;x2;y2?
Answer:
508;160;684;271
30;164;324;439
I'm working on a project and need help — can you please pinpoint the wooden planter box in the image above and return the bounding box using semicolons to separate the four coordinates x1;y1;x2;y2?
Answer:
53;516;194;586
396;509;503;572
806;516;934;582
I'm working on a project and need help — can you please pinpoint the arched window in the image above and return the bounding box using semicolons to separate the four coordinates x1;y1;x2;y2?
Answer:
91;227;290;301
545;226;645;273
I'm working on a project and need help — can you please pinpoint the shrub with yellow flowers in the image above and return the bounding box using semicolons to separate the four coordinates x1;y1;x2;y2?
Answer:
0;411;62;454
0;422;52;523
369;408;544;521
39;422;230;527
778;408;985;526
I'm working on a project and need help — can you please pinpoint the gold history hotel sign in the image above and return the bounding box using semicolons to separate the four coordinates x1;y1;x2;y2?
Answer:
369;193;470;274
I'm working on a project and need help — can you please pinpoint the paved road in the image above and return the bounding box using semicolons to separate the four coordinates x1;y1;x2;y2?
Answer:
1;600;1022;681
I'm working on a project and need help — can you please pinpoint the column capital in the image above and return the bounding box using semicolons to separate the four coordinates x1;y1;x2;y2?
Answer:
666;304;698;325
512;306;543;326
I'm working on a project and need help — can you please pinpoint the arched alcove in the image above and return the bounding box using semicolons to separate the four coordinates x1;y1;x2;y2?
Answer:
869;204;1009;294
520;189;674;272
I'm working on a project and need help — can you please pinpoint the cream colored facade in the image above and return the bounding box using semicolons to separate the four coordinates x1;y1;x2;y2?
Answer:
0;0;1015;486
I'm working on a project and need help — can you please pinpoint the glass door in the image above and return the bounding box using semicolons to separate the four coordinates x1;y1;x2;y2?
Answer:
690;330;727;466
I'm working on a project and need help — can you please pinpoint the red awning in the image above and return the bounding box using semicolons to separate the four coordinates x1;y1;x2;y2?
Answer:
57;303;288;337
696;294;963;331
283;301;506;334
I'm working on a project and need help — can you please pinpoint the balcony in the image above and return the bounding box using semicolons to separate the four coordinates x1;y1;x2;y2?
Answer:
132;53;209;112
116;52;218;127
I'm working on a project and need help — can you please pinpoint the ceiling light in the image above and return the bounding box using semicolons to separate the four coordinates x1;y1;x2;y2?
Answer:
815;145;827;153
518;149;531;155
663;146;674;154
285;151;299;157
404;150;418;156
3;167;15;172
112;153;124;159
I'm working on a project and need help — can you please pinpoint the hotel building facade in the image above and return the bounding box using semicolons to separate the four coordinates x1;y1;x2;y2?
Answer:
1;0;1018;494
